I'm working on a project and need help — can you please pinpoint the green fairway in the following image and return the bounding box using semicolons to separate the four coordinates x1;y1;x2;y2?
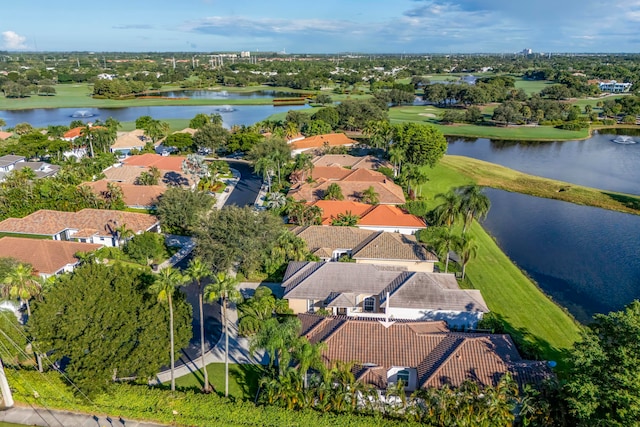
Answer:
389;105;590;140
513;78;553;95
0;84;313;110
418;159;582;364
173;363;264;399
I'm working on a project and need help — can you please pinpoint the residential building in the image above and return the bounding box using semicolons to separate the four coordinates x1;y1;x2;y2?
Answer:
0;237;101;278
110;129;152;155
589;79;633;93
0;155;25;173
122;153;186;172
308;201;426;234
82;180;165;209
292;225;437;271
0;131;13;141
299;314;551;391
311;154;390;170
283;262;489;328
290;133;357;155
0;209;160;247
0;155;60;181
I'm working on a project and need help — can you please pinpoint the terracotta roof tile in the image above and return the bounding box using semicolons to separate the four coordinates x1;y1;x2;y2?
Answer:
312;155;390;170
358;205;426;228
289;180;405;204
123;153;186;172
0;131;13;141
0;237;101;275
83;180;164;208
291;133;357;150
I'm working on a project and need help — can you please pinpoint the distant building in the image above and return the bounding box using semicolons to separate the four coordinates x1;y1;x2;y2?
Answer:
597;80;632;93
240;51;251;58
522;48;533;55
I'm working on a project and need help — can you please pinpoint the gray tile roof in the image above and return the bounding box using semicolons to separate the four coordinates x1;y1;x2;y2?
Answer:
282;262;489;314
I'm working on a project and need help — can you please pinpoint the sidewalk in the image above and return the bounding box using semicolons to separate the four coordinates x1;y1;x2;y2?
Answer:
153;282;269;385
0;406;168;427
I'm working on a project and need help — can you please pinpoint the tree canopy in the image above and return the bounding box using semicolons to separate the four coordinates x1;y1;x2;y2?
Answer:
392;122;447;168
29;263;192;395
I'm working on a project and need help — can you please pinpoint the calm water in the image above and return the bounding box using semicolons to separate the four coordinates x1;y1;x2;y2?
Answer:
0;104;310;129
447;131;640;195
156;89;299;99
482;188;640;323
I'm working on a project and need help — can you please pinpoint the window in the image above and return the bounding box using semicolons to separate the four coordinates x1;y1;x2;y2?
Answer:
397;369;410;386
363;297;375;312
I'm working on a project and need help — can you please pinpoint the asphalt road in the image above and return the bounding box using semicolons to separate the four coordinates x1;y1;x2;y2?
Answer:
223;159;263;207
170;160;261;368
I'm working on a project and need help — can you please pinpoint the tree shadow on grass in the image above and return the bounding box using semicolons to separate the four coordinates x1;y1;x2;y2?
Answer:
229;364;265;401
601;192;640;211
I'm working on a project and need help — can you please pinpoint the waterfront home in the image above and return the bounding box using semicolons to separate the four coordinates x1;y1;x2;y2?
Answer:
292;225;437;271
299;314;551;391
283;262;489;328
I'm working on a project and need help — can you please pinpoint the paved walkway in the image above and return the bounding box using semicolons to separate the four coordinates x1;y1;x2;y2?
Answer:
0;406;168;427
214;168;240;210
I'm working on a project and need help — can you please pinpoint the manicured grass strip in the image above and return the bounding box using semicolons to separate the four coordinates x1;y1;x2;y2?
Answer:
389;106;590;141
417;159;582;365
8;370;416;427
465;222;582;364
173;363;263;400
513;78;553;95
441;155;640;215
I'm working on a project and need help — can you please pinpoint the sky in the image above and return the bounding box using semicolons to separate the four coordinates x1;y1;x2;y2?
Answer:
1;0;639;53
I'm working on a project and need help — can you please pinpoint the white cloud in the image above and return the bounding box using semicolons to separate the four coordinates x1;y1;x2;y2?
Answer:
2;31;27;50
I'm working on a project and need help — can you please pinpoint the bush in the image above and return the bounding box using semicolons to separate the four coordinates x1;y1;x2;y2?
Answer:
555;121;589;131
402;200;430;217
377;166;395;180
602;118;616;126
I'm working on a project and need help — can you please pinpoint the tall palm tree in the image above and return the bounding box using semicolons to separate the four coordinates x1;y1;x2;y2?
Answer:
204;272;243;397
361;186;379;205
292;337;326;388
456;235;478;279
150;267;187;392
459;186;491;233
389;146;405;177
80;124;95;158
250;316;301;375
433;191;463;229
185;257;213;393
2;264;41;318
430;227;461;273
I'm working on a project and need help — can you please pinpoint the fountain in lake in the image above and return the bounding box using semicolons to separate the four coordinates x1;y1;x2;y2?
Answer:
70;110;97;118
611;135;637;144
216;105;236;112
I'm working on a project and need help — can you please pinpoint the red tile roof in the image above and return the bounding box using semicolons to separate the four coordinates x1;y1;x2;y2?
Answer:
63;126;106;140
308;201;424;228
291;133;357;150
309;201;373;224
82;181;165;208
0;237;101;275
299;314;551;389
123;153;186;172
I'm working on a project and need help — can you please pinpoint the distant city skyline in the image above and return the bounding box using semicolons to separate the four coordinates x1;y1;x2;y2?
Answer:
2;0;639;53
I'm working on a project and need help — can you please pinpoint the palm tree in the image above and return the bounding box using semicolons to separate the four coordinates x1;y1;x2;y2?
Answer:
80;124;96;158
389;146;405;177
455;235;478;280
324;183;344;201
204;272;243;397
185;257;213;393
430;227;461;273
2;264;41;318
330;211;360;226
0;118;6;131
264;192;287;211
250;316;301;376
361;186;379;205
292;337;326;388
433;191;462;229
150;267;187;392
459;186;491;233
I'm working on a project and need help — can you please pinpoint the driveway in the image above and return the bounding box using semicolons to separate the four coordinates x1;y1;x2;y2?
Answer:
222;160;262;207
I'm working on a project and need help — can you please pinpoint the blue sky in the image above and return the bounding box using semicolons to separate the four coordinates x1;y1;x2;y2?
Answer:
1;0;639;53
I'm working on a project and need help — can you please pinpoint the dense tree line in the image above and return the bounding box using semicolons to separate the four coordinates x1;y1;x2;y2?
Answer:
93;78;148;99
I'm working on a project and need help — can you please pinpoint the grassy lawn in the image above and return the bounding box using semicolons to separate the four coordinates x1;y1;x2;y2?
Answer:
0;84;316;111
513;78;553;95
418;158;582;365
389;106;590;140
173;363;264;400
441;155;640;215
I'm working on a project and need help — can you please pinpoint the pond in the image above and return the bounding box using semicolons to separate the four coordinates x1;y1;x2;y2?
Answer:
153;89;302;100
447;130;640;195
447;132;640;322
0;104;310;129
482;188;640;323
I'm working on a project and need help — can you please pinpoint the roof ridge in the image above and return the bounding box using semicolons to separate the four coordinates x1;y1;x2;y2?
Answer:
350;230;382;256
417;335;466;388
379;271;414;306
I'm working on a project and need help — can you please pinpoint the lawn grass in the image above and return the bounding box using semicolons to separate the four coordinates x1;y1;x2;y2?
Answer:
173;363;264;400
513;78;553;95
417;158;583;365
389;105;590;140
441;155;640;215
0;84;315;111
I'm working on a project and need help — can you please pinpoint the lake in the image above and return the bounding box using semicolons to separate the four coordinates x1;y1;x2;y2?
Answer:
0;104;310;129
154;89;301;100
448;132;640;322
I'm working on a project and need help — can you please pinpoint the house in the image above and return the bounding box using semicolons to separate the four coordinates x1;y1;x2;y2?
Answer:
288;168;406;205
308;201;426;234
122;153;186;172
0;131;14;141
283;262;489;328
292;226;437;271
82;180;165;209
110;129;152;155
0;237;101;278
290;133;357;155
595;80;632;93
311;154;390;170
299;314;551;391
0;209;160;247
0;155;60;181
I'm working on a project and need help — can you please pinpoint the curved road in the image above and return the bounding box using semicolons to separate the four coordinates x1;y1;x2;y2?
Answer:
171;158;262;369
